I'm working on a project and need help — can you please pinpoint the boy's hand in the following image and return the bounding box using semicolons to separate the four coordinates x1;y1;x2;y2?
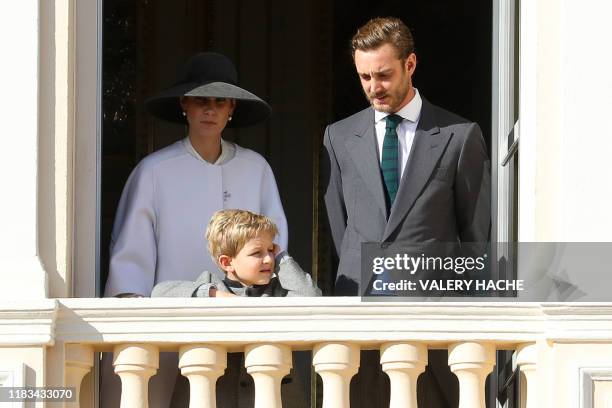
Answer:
209;287;237;297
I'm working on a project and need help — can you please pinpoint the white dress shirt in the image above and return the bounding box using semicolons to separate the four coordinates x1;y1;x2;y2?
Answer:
374;88;422;179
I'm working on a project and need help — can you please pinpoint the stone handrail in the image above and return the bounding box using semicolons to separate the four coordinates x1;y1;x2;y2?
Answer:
3;299;612;407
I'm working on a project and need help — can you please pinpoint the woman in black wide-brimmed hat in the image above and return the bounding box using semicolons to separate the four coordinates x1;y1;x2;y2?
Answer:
104;52;288;299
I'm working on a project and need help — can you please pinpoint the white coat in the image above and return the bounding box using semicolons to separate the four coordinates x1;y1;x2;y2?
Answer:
104;138;288;297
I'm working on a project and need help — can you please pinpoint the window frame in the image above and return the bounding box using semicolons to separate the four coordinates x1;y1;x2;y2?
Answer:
73;0;103;298
492;0;520;247
490;0;521;406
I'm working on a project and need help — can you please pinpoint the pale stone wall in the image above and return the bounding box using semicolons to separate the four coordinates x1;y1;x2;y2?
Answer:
549;343;612;407
38;0;76;299
0;0;47;299
0;347;46;387
520;0;612;241
594;381;612;408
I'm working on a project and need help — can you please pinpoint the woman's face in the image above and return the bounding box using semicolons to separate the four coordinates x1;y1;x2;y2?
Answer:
180;96;236;137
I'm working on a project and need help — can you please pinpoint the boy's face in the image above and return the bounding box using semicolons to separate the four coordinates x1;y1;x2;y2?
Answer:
220;232;277;287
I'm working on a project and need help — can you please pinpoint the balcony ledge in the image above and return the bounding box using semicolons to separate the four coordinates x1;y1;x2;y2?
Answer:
2;299;612;349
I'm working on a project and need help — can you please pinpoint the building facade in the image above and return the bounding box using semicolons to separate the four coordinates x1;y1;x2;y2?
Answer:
1;0;612;407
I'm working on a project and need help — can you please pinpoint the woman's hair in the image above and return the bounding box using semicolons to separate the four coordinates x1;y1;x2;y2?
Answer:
350;17;415;60
206;209;278;265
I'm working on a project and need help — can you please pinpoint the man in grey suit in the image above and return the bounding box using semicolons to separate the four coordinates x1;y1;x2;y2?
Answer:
323;17;490;296
322;17;491;407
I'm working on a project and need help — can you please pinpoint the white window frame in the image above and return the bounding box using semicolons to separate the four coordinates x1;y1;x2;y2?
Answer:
491;0;521;407
493;0;520;246
580;367;612;408
73;0;103;298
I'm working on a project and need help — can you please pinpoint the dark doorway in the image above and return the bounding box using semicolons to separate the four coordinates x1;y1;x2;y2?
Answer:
102;2;492;407
101;0;491;293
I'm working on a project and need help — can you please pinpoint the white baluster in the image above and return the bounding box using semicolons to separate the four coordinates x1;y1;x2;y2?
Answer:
65;344;94;407
381;342;427;408
313;343;360;408
448;342;495;408
245;344;291;408
113;344;159;408
517;343;538;408
179;344;227;408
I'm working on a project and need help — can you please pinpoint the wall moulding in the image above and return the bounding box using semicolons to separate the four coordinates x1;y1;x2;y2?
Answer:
0;300;57;346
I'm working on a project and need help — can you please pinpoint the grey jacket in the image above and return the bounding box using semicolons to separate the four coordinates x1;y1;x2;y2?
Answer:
323;98;491;295
151;252;321;298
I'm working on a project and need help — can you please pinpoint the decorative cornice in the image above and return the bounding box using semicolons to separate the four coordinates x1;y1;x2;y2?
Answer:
0;300;58;346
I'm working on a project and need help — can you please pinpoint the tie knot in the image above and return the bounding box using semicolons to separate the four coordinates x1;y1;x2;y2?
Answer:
385;114;403;129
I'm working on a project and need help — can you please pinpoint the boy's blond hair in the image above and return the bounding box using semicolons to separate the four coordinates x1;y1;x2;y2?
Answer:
206;209;278;266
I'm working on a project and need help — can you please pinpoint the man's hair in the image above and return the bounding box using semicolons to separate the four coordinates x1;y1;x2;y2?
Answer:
206;209;278;266
351;17;415;60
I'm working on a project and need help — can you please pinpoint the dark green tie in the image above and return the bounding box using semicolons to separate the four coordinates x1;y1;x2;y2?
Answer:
381;114;403;211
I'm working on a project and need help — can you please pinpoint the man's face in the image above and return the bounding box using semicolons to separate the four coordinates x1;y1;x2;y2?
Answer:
354;43;416;113
220;232;277;287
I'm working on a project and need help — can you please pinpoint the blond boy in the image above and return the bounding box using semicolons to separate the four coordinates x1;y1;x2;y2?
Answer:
152;209;321;297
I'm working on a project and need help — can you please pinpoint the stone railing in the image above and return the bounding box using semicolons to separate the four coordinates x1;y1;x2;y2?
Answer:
3;299;612;407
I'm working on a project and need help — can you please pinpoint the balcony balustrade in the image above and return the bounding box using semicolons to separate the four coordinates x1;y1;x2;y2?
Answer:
4;299;612;407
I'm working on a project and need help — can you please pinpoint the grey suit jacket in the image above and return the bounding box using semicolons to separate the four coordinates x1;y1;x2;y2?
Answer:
323;98;491;295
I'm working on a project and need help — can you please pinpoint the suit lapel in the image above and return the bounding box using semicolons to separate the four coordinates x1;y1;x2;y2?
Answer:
383;99;451;240
345;109;387;218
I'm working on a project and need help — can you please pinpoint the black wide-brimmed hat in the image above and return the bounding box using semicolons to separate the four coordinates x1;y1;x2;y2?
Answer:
145;52;271;127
